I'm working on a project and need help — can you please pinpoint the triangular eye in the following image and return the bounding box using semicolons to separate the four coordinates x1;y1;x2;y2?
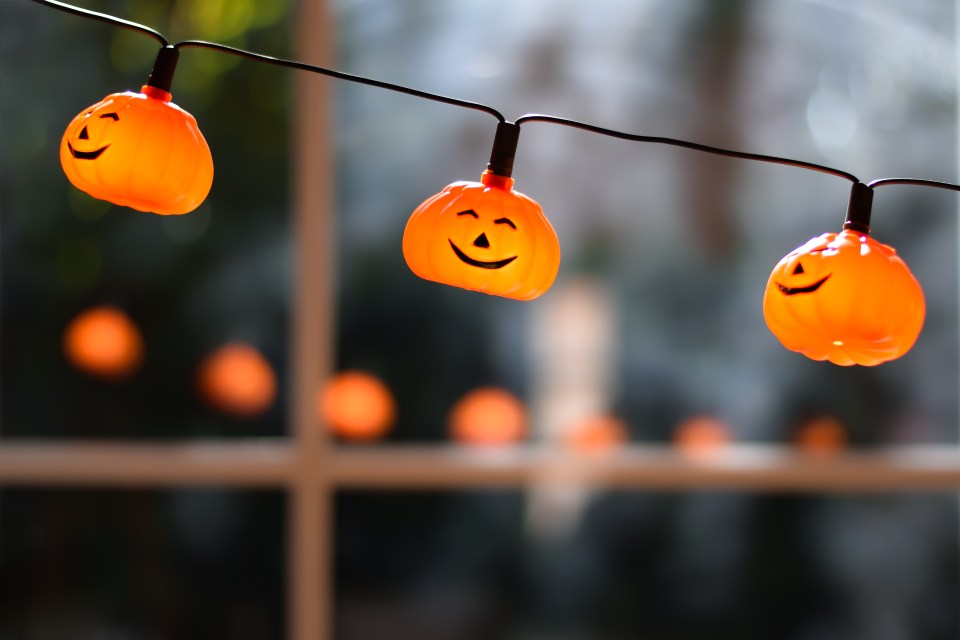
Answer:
792;263;805;275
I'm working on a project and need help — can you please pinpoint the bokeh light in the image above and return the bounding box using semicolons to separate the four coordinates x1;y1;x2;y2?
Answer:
448;387;527;447
318;371;395;441
197;343;276;417
795;415;847;455
562;414;628;454
63;305;144;379
674;415;731;459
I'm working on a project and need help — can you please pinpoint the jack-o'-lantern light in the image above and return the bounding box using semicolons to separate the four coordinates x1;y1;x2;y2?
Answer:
763;183;925;366
197;343;277;418
674;415;730;460
403;123;560;300
448;387;527;446
60;46;213;215
319;371;396;441
795;415;847;455
63;305;144;379
562;414;628;455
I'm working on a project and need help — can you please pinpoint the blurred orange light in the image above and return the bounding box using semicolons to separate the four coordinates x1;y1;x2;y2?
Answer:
197;343;276;417
796;415;846;455
563;415;628;454
674;415;730;459
318;371;396;441
63;305;144;379
448;387;527;446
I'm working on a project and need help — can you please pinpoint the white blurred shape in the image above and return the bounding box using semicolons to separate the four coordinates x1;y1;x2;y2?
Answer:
526;277;616;540
807;86;859;153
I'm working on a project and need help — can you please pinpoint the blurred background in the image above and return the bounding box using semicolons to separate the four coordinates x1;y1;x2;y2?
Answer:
2;0;959;638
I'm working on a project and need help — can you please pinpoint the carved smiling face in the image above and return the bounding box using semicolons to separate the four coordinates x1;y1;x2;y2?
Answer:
762;229;925;366
447;208;519;270
775;260;830;296
66;109;119;160
402;172;561;300
60;86;213;215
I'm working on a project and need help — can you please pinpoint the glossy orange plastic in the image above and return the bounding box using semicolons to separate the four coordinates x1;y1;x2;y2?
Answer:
63;306;144;379
60;86;213;215
763;229;925;366
402;171;560;300
318;371;396;441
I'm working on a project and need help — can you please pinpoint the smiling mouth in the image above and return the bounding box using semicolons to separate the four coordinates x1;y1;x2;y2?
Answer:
68;142;109;160
776;275;831;296
449;240;517;269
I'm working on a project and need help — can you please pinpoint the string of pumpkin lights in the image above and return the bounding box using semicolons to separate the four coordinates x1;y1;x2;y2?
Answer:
22;0;960;366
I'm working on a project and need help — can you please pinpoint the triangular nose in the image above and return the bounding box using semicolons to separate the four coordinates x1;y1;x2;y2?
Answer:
792;263;805;275
473;233;490;248
79;125;89;140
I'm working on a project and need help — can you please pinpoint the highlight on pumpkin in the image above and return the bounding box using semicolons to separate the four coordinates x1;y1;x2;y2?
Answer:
63;305;144;379
763;229;925;366
60;86;213;215
448;387;527;446
197;343;276;418
561;414;628;455
402;171;561;301
318;370;396;441
673;415;731;460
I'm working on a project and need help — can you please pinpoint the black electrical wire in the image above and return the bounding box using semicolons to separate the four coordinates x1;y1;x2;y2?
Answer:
27;0;505;122
26;0;168;46
175;40;506;124
514;113;861;184
25;0;960;195
868;178;960;193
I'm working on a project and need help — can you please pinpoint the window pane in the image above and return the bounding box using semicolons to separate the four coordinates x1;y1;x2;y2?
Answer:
335;490;959;640
0;489;285;637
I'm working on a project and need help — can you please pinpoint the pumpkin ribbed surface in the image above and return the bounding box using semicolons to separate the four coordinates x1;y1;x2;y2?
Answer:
60;86;213;215
763;229;925;366
403;171;560;301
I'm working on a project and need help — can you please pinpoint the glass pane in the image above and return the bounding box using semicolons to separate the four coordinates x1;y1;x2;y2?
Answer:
332;0;957;448
0;489;285;637
335;490;959;640
1;0;295;438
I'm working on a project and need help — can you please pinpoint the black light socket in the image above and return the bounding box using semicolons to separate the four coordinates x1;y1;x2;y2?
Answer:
843;181;874;234
486;122;521;178
146;45;179;93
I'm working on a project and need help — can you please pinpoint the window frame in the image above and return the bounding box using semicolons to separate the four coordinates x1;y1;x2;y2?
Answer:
3;2;960;639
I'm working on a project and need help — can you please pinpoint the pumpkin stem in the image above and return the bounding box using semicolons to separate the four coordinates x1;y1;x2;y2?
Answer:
843;182;873;234
146;45;180;94
487;122;521;178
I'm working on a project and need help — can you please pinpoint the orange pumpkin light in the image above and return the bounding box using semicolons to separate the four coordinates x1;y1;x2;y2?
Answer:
562;415;628;454
448;387;527;446
197;343;276;418
402;171;560;301
763;229;925;366
795;415;847;455
318;371;396;441
60;85;213;215
674;415;730;459
63;306;144;379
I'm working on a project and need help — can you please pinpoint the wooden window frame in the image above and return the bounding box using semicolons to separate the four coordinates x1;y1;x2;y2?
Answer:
3;2;960;639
